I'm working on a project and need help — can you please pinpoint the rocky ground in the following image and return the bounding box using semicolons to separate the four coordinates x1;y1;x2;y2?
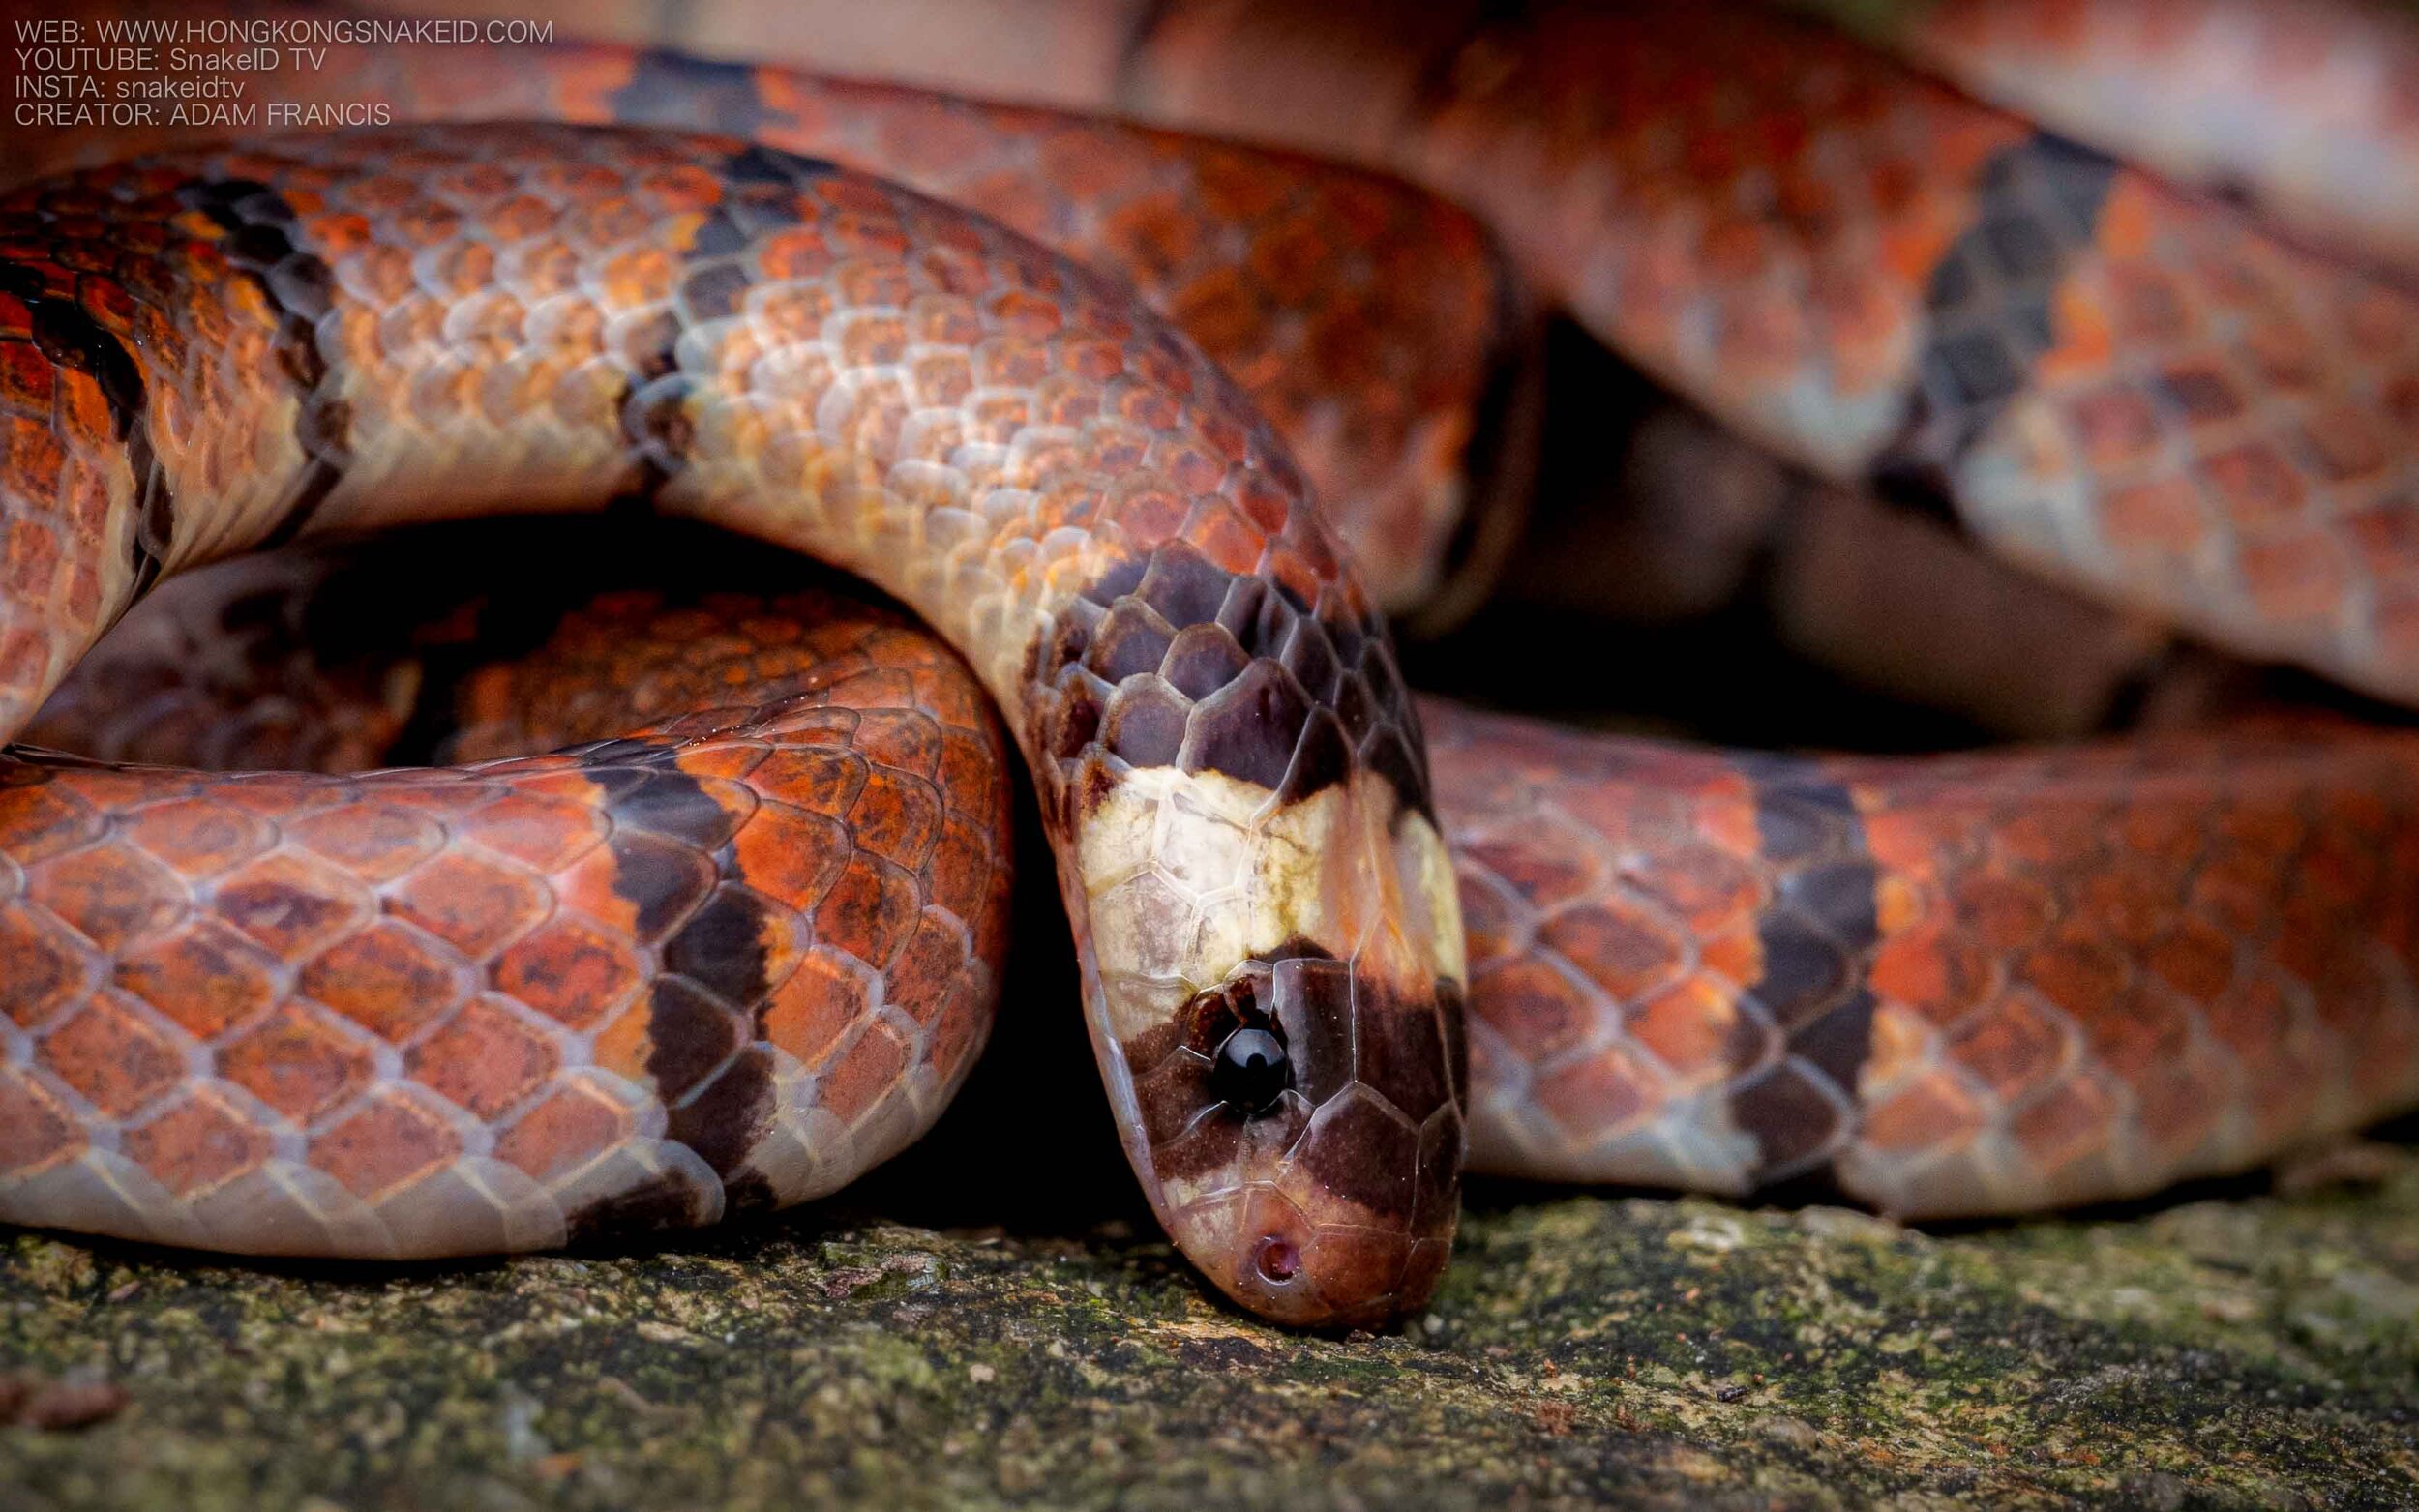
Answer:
5;1064;2415;1511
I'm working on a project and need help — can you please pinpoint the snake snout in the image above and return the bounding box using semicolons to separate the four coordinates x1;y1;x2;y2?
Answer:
1163;1145;1459;1330
1128;950;1467;1328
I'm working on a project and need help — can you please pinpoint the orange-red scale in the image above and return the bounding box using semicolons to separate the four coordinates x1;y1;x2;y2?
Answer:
1439;703;2419;1214
14;9;1521;620
1;592;1014;1254
33;561;2419;1223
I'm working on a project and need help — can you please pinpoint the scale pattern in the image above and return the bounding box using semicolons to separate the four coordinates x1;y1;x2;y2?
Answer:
23;536;1481;1318
1794;0;2419;278
4;3;2419;1313
0;126;1466;1328
485;0;2419;699
33;549;2419;1222
1431;700;2419;1215
791;0;2419;704
22;6;1528;622
1;594;1013;1256
1379;5;2419;707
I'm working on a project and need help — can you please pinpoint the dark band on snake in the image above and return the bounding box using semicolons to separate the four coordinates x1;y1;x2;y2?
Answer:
1878;132;2123;500
621;142;843;498
1728;760;1882;1185
1038;543;1431;819
174;177;348;551
612;50;784;138
0;260;175;600
576;736;784;1200
563;1166;717;1247
5;0;2414;1327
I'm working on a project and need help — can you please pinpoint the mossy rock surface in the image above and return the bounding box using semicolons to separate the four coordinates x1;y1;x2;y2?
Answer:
4;1140;2416;1511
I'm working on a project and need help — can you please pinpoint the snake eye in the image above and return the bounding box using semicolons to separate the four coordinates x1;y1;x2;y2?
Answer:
1210;1026;1290;1113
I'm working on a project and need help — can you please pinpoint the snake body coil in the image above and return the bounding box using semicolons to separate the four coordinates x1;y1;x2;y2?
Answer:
0;125;1466;1328
5;1;2419;1329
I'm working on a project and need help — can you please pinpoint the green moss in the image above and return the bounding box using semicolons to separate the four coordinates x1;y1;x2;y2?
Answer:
4;1148;2415;1510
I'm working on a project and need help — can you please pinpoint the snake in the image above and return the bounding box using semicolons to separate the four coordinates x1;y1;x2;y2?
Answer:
4;1;2419;1331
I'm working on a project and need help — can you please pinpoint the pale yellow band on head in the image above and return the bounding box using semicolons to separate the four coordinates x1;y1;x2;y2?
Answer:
1075;764;1466;1045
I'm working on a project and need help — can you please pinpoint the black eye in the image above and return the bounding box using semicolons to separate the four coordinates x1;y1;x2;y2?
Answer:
1210;1026;1290;1113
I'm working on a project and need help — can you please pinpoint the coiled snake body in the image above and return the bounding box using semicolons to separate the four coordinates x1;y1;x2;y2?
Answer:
5;1;2419;1329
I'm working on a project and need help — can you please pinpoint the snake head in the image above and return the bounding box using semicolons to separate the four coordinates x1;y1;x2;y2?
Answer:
1022;530;1468;1327
1060;756;1470;1329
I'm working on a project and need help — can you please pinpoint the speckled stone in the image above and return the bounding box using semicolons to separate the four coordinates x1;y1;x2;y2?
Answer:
2;1131;2412;1510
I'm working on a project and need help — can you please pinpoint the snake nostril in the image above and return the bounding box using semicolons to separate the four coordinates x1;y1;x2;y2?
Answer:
1253;1234;1300;1285
1210;1026;1290;1113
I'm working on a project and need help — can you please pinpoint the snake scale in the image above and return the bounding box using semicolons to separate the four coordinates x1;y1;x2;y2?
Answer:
3;0;2418;1328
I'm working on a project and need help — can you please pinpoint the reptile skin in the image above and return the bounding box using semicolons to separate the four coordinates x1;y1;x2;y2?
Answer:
1789;0;2419;279
22;5;1538;630
607;0;2419;702
5;2;2419;1327
0;125;1467;1329
4;587;1016;1258
37;536;2419;1224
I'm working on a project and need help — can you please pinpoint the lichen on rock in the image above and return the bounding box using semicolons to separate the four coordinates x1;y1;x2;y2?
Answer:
3;1132;2415;1510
